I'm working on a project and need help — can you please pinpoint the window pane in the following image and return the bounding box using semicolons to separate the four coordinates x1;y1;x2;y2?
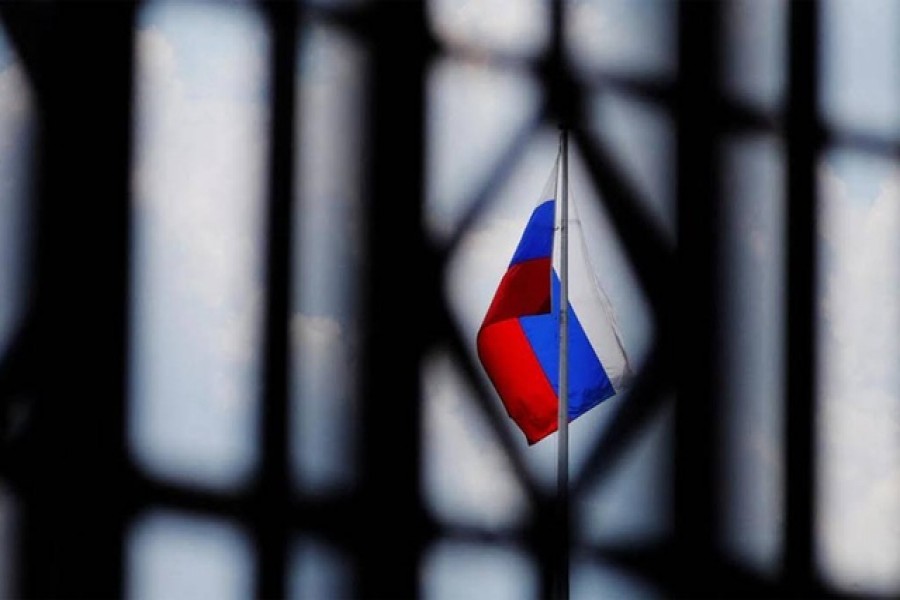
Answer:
0;25;35;356
428;0;549;58
577;398;673;546
292;23;366;494
130;0;270;489
719;135;785;575
422;542;537;600
822;0;900;136
818;149;900;595
289;538;353;600
722;0;786;111
589;91;675;241
423;353;530;531
572;557;661;600
566;0;676;79
127;511;253;600
426;59;539;243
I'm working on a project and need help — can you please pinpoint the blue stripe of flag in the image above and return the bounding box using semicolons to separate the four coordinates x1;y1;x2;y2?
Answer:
510;200;555;266
519;271;615;420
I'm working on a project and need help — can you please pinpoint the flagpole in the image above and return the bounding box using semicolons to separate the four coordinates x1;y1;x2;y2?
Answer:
556;126;570;600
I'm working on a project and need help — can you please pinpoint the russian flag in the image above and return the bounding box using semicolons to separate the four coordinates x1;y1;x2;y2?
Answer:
476;172;630;445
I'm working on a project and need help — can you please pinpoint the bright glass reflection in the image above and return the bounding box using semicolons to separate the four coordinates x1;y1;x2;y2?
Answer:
423;352;530;531
566;0;676;78
422;542;537;600
130;0;270;489
589;91;675;241
426;58;539;243
428;0;549;57
822;0;900;136
128;511;253;600
818;150;900;595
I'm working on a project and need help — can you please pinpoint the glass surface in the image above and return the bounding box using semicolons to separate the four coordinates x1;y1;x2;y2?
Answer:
426;58;539;244
289;537;353;600
719;135;785;576
130;0;270;489
566;0;676;79
818;149;900;595
589;91;675;241
291;23;366;494
822;0;900;137
128;510;254;600
428;0;550;58
722;0;786;112
422;542;537;600
423;352;530;531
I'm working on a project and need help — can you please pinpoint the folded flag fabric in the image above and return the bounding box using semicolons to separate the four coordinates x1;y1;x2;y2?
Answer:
476;159;631;445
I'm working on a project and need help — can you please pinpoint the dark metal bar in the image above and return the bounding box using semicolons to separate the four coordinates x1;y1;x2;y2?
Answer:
0;2;136;597
354;3;431;597
0;320;36;462
255;1;300;598
587;74;677;109
579;541;802;600
132;471;362;545
824;127;900;157
784;0;821;593
674;0;723;595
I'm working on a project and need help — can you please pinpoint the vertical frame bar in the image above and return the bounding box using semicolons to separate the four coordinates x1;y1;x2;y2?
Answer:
675;0;723;595
784;0;820;594
256;1;299;598
355;3;430;597
0;2;136;597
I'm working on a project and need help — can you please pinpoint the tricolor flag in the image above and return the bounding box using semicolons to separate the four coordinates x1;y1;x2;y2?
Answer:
476;157;631;445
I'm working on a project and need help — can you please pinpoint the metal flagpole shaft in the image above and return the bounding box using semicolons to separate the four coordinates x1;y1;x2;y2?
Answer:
556;127;570;600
